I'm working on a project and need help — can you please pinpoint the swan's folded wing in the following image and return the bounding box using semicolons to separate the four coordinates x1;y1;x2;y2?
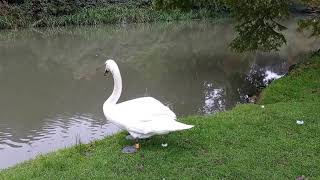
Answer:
106;97;177;129
115;97;176;121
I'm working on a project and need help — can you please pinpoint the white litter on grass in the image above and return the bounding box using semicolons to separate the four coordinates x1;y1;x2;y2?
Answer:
296;120;304;125
161;143;168;147
261;105;265;108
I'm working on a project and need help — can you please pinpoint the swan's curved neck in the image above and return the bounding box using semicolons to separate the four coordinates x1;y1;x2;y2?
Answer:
106;65;122;105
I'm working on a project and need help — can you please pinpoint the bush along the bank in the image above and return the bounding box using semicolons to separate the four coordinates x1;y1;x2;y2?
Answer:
0;0;97;29
152;0;228;12
0;0;222;29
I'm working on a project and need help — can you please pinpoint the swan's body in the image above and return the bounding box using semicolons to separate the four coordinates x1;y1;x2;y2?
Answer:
104;97;193;139
102;60;193;141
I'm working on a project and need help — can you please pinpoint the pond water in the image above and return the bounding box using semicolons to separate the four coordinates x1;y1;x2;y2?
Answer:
0;20;319;169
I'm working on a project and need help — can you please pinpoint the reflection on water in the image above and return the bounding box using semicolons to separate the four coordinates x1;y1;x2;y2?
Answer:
202;83;225;114
0;20;319;169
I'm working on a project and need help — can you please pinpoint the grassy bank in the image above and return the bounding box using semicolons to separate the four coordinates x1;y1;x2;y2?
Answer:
0;55;319;179
0;3;218;30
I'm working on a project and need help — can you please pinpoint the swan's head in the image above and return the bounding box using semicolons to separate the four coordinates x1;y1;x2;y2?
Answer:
104;59;118;76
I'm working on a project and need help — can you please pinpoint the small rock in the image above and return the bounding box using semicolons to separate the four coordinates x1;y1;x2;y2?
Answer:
261;105;265;108
161;143;168;147
296;175;306;180
296;120;304;125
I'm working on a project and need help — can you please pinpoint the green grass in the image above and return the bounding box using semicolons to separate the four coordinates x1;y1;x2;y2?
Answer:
259;55;320;104
0;55;319;179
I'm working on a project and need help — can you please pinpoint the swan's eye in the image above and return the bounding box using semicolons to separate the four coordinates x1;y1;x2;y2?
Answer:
104;69;109;76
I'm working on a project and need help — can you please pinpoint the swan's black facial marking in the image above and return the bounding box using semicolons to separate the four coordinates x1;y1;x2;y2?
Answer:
104;69;109;76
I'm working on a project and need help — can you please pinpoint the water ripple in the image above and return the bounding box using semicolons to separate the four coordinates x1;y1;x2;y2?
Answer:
1;112;120;169
2;139;24;148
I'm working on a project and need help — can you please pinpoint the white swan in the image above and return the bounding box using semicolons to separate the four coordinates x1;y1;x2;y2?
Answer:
102;59;193;153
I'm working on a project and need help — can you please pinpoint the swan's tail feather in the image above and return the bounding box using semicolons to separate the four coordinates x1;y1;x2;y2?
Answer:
171;121;194;130
151;121;194;134
127;120;194;135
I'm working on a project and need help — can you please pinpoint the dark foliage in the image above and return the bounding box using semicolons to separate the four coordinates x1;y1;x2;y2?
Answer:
153;0;228;12
298;0;320;45
228;0;290;52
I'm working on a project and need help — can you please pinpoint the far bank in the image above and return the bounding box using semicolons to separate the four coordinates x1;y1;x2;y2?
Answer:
0;1;221;30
